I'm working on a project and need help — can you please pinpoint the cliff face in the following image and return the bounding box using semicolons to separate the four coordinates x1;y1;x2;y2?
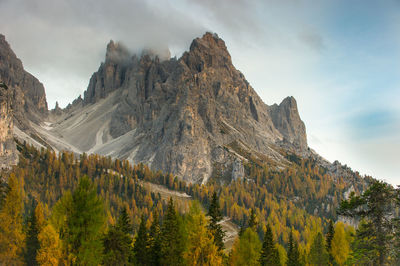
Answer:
269;96;307;151
47;32;308;183
0;83;17;168
0;34;48;129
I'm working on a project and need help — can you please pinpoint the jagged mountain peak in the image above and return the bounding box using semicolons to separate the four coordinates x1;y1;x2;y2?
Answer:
105;40;130;63
3;32;308;183
269;96;307;151
182;32;232;72
0;33;48;127
45;32;309;183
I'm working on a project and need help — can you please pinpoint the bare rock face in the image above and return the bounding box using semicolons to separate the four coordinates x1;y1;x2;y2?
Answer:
49;32;308;183
0;82;17;168
0;34;48;129
269;96;307;151
84;41;131;104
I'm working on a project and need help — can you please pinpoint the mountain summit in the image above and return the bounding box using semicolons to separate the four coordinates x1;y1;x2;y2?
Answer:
1;32;308;183
41;32;307;183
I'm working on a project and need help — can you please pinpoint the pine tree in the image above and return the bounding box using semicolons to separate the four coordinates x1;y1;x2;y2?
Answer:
51;176;106;265
117;206;132;234
347;219;378;265
103;208;133;265
331;222;350;266
207;192;225;251
338;180;395;265
70;176;105;265
308;232;329;266
393;188;400;265
184;201;222;265
259;225;280;266
325;219;335;264
287;231;301;266
248;209;257;229
230;227;262;266
325;220;334;250
0;174;25;265
160;197;185;266
148;210;161;266
134;215;149;265
25;201;45;265
36;224;62;266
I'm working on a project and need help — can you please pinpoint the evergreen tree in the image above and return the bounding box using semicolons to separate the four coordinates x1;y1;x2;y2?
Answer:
230;227;262;266
184;201;223;265
25;201;45;265
134;215;149;265
160;198;185;266
259;224;280;266
51;176;106;265
0;174;25;265
117;206;132;234
248;208;257;229
103;208;133;265
393;188;400;265
308;232;329;266
325;219;335;264
325;219;334;251
338;180;395;265
70;176;105;265
207;192;225;251
347;219;378;265
148;210;161;266
36;224;62;266
0;177;8;209
331;222;350;266
287;231;300;266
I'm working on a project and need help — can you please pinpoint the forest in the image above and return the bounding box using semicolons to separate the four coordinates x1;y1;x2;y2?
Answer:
0;141;399;265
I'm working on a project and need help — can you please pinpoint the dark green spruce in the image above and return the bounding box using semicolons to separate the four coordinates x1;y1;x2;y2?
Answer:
259;224;280;266
102;207;133;265
207;191;225;251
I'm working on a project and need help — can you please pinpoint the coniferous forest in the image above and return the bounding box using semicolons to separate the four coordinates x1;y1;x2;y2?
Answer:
0;142;399;265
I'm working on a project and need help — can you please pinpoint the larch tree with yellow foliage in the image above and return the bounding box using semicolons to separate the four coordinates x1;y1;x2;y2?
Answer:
0;174;25;265
229;227;261;266
331;222;350;265
184;201;223;266
36;223;62;266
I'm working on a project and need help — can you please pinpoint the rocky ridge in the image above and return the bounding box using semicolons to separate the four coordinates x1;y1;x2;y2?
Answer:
46;33;308;183
0;34;48;129
0;82;17;168
0;32;364;185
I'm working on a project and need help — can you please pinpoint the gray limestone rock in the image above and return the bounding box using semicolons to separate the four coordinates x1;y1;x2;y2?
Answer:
0;34;48;129
0;82;17;168
49;32;309;183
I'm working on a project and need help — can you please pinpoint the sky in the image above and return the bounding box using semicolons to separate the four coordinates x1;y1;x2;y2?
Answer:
0;0;399;185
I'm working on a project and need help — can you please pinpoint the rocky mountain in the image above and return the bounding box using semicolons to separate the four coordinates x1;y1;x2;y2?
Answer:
0;34;48;129
0;34;49;167
36;33;307;183
0;82;17;168
0;32;362;185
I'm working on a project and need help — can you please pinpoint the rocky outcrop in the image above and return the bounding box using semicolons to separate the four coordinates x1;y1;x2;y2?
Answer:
47;32;308;183
0;34;48;128
269;96;307;151
83;41;131;104
0;34;48;129
0;82;17;168
0;34;49;156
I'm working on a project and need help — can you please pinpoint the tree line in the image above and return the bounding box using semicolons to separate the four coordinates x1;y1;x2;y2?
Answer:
0;141;398;264
0;173;359;265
